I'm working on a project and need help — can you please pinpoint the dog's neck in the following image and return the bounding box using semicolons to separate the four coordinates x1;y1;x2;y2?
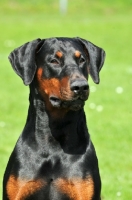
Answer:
25;84;89;154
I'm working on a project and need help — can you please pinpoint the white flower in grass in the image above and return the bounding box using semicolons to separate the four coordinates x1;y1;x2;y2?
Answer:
89;103;104;112
96;105;103;112
116;191;121;197
127;67;132;74
0;121;6;128
4;40;15;47
115;87;123;94
89;103;96;109
90;86;96;93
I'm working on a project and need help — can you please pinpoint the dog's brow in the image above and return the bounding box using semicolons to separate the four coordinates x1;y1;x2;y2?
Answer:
75;51;81;58
56;51;63;58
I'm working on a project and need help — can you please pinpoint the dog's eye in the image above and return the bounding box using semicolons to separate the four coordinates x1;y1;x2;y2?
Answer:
50;59;59;65
79;57;85;64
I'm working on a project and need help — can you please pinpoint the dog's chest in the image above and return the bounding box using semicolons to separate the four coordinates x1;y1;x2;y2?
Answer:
29;154;94;200
39;153;84;180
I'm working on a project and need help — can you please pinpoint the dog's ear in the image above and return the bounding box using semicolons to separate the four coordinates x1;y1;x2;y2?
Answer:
8;38;44;85
77;37;106;84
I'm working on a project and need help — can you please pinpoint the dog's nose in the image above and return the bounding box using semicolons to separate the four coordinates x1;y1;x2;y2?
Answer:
70;80;89;95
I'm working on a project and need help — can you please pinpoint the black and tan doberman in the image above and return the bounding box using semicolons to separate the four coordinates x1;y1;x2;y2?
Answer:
3;37;105;200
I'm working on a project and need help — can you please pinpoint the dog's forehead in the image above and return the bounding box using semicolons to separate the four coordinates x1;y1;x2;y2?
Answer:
42;38;83;54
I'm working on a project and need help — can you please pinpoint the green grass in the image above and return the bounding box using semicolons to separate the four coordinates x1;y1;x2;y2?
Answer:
0;1;132;199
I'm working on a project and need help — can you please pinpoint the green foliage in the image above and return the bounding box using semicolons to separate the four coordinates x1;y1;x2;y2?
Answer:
0;1;132;199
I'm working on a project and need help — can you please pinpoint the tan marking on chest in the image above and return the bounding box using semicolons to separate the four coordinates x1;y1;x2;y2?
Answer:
7;175;45;200
55;176;94;200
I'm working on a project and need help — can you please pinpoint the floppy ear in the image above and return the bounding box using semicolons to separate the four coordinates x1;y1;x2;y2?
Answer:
8;38;43;85
77;37;106;84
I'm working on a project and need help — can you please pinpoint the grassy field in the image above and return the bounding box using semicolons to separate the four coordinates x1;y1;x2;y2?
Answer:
0;0;132;199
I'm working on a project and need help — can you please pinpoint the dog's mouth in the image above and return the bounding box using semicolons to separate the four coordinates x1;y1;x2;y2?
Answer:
49;96;87;111
62;99;85;111
49;96;62;108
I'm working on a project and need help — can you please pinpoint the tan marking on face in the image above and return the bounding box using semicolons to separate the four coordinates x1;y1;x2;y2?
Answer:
60;76;73;100
36;68;74;117
37;68;61;98
37;68;72;101
75;51;81;58
55;176;94;200
56;51;63;58
6;175;45;200
37;67;43;81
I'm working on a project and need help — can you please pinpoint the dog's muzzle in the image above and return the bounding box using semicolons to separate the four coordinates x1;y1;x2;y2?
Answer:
70;79;89;98
49;79;89;111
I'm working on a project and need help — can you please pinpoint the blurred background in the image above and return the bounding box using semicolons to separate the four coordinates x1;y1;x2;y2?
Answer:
0;0;132;199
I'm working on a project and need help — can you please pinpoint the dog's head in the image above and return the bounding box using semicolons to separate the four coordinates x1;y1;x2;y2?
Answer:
9;37;105;111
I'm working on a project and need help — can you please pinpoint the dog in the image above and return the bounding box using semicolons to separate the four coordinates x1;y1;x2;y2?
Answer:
3;37;105;200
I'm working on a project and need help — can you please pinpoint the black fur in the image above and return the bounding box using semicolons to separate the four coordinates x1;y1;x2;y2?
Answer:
3;37;105;200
